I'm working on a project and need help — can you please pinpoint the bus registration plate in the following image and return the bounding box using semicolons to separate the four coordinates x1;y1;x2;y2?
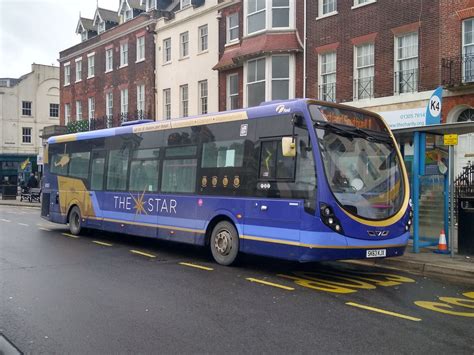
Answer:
366;249;386;258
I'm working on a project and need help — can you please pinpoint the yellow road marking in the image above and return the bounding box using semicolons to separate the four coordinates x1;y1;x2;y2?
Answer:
92;241;113;247
179;262;214;271
18;223;29;227
62;233;79;239
0;218;11;222
39;227;52;232
346;302;421;322
130;250;156;258
246;278;295;291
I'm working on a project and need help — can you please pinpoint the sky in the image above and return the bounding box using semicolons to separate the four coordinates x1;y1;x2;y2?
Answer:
0;0;119;78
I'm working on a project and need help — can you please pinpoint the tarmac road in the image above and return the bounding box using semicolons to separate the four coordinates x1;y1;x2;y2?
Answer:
0;205;473;354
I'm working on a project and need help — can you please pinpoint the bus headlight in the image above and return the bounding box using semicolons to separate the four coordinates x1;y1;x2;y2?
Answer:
320;203;344;234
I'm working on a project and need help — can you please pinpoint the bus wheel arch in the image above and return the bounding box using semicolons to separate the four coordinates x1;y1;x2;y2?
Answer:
67;204;82;235
206;216;240;266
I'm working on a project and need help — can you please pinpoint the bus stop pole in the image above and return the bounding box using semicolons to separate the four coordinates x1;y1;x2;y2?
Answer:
412;132;420;253
449;145;455;258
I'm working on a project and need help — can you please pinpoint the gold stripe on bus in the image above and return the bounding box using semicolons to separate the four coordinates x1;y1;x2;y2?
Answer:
54;133;78;143
132;111;248;133
100;217;205;234
241;234;406;250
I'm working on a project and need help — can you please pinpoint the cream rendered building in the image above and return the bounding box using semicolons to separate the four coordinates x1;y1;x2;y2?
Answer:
155;0;231;120
0;64;59;183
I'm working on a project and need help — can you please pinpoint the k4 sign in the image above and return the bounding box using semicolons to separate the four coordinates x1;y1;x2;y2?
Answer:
425;87;443;125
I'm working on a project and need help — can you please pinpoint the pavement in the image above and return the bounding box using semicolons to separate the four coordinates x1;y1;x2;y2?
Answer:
1;196;473;285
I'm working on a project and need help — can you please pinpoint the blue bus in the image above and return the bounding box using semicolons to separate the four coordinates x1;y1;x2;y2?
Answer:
41;99;411;265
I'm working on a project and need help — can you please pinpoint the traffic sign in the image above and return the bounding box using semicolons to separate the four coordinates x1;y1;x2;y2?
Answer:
444;134;458;146
426;87;443;125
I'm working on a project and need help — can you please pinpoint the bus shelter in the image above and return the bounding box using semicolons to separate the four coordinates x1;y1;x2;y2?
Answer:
393;121;474;254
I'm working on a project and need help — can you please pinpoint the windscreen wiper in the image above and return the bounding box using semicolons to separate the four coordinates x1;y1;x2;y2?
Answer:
314;121;393;144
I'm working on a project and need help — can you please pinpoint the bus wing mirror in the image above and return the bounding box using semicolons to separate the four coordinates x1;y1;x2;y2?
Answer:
282;137;296;157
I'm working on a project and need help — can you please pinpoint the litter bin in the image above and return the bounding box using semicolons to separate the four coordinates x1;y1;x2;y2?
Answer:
458;197;474;255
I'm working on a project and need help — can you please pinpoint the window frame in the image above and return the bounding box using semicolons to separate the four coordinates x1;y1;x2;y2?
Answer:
163;37;172;63
137;84;145;113
244;0;294;36
105;48;114;72
120;42;129;67
50;103;59;118
120;88;129;116
318;51;337;102
87;53;95;78
258;138;297;182
180;84;189;117
394;31;419;94
88;97;95;120
353;42;375;100
76;100;82;120
106;92;113;121
22;127;32;144
64;103;71;125
318;0;338;18
180;31;189;58
226;12;239;44
163;88;171;119
227;73;239;110
462;18;474;83
75;58;82;82
198;24;208;53
136;35;145;62
22;101;32;116
64;63;71;85
198;80;208;115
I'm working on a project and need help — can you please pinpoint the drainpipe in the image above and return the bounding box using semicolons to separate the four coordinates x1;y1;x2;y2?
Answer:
303;0;307;98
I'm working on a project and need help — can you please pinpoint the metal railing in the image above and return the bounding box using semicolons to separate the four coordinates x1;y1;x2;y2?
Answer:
394;68;418;94
353;77;374;100
318;82;336;102
67;111;151;133
442;54;474;87
454;161;474;223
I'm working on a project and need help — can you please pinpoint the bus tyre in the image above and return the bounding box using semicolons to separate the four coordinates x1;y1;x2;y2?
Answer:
210;221;239;266
69;206;82;235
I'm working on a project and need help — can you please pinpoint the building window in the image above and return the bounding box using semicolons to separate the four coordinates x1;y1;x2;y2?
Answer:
88;97;95;120
22;101;32;116
395;32;418;94
124;9;133;21
353;0;375;6
319;52;336;102
50;103;59;117
163;38;171;63
272;0;289;28
120;42;128;67
75;59;82;82
199;25;208;52
247;0;266;34
98;21;105;34
163;89;171;120
81;31;88;42
87;54;95;78
121;88;128;118
106;92;113;120
146;0;157;11
22;127;32;143
76;100;82;120
65;103;71;125
180;84;189;117
180;31;189;58
64;64;71;85
463;18;474;82
136;36;145;62
246;55;292;107
354;43;374;100
319;0;337;16
106;48;113;72
227;74;239;110
271;55;290;100
198;80;208;115
227;13;239;43
181;0;191;9
137;84;145;116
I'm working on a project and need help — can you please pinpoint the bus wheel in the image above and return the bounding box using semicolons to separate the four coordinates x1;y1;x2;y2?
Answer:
210;221;239;266
69;206;82;235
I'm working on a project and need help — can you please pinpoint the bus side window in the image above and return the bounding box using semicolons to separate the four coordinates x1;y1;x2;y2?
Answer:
106;149;130;191
161;146;197;193
129;148;160;192
90;151;106;191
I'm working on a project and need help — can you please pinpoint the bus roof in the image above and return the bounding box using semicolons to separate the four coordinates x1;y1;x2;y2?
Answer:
47;99;311;145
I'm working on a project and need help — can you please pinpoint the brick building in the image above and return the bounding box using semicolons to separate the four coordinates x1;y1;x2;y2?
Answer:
58;0;174;131
213;0;304;111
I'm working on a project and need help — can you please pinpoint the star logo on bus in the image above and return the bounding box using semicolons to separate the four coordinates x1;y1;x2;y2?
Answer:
130;189;148;215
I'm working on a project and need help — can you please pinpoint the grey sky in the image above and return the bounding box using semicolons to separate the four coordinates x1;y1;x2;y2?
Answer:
0;0;118;78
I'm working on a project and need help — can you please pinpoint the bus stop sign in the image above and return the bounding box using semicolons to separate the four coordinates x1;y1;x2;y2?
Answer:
444;134;458;146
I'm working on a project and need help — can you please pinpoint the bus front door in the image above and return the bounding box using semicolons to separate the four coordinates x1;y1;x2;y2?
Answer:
244;196;301;259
